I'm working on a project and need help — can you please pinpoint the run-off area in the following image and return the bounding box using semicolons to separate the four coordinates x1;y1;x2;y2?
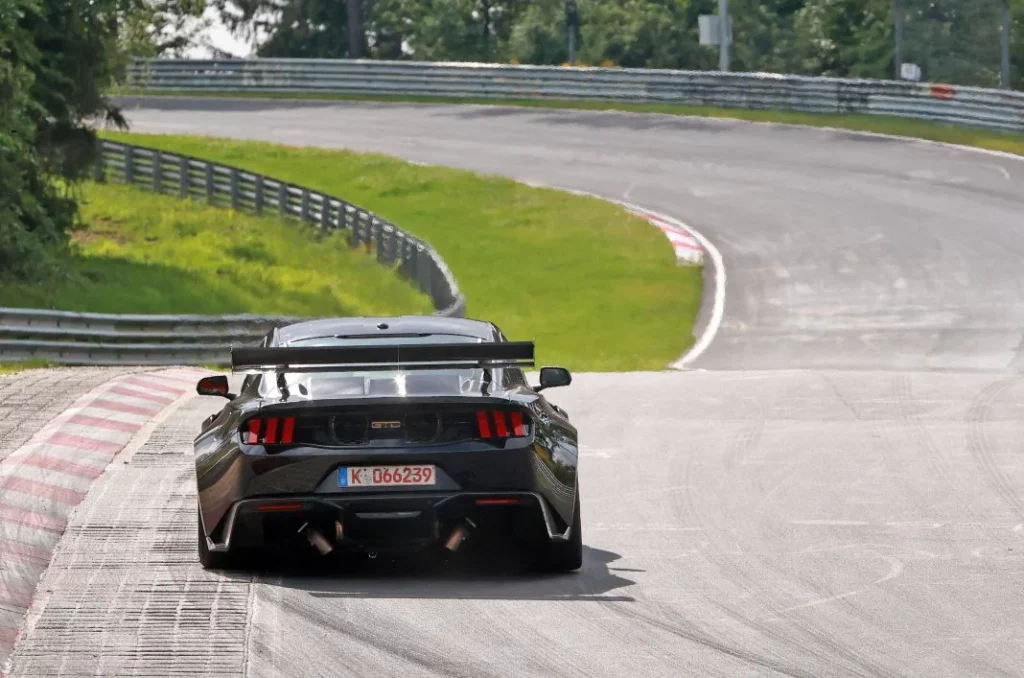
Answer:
5;369;1024;677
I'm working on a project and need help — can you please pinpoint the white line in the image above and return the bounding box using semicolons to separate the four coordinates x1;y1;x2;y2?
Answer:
622;204;726;370
518;182;726;371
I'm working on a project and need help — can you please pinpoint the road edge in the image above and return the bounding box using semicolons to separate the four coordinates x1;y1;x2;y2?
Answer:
0;367;205;676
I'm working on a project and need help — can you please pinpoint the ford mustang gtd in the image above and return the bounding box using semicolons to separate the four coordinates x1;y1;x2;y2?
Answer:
192;316;582;573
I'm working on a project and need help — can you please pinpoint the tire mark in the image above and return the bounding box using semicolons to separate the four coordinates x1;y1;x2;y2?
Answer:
966;378;1024;520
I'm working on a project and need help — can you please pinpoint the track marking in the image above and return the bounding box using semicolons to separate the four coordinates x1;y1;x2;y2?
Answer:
520;180;727;370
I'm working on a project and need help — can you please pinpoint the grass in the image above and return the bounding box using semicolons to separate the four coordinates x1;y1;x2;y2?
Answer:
99;131;703;372
118;89;1024;157
0;181;434;317
0;359;57;375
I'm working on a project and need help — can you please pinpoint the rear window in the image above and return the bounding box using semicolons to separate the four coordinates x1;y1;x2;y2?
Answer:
255;334;491;399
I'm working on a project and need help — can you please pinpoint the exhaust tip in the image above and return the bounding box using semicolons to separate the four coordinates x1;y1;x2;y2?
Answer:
298;522;334;556
444;519;476;552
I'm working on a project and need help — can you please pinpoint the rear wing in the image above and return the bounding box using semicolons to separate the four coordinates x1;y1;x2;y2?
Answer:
230;342;535;374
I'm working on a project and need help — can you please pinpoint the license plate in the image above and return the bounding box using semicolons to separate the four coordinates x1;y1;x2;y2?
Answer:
338;465;436;487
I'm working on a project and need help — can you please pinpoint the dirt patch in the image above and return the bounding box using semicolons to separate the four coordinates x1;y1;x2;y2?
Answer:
72;217;131;245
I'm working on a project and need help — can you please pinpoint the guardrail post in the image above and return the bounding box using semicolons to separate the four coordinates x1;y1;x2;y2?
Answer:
376;225;387;263
153;151;163;193
205;164;214;204
402;240;418;280
320;197;330;232
230;169;240;210
349;211;361;248
179;156;189;197
278;183;288;215
417;248;432;293
300;190;310;222
124;146;135;184
254;176;264;214
93;151;105;182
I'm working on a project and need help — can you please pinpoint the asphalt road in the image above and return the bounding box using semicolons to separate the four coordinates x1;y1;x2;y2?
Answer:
10;99;1022;677
117;97;1024;372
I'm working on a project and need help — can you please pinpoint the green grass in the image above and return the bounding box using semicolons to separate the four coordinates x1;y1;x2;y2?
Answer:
100;131;702;372
118;89;1024;156
0;359;57;375
0;181;433;317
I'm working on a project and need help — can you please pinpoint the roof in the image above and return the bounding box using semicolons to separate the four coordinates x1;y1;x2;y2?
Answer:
274;315;501;346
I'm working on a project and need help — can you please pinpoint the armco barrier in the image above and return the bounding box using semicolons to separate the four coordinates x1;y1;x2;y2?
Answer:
0;141;466;366
126;59;1024;133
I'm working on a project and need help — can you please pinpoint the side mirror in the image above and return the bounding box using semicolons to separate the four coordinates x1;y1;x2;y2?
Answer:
197;375;234;399
537;366;572;391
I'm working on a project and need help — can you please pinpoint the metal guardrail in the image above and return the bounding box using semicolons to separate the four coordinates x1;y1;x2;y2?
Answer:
0;141;466;367
126;58;1024;133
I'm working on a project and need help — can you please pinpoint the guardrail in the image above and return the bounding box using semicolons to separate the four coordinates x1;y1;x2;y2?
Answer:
126;58;1024;133
0;140;466;366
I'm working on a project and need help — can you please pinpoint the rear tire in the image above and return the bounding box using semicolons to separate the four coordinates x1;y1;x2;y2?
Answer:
198;509;235;570
532;488;583;573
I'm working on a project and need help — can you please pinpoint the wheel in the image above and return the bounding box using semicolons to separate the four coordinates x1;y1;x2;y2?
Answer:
532;487;583;573
198;508;235;570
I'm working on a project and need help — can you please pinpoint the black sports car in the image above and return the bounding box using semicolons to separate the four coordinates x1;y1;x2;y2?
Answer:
193;315;582;572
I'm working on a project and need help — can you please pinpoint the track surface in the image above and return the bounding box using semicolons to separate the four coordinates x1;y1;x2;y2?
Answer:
9;100;1024;676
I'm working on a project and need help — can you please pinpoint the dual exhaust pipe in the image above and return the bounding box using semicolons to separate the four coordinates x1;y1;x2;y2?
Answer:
298;521;339;556
299;518;477;556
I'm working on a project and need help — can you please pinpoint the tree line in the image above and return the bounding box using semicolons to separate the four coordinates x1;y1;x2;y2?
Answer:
207;1;1021;89
0;0;1020;285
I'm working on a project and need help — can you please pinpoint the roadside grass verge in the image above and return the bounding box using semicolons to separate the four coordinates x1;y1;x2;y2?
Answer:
118;90;1024;157
100;131;703;372
0;360;57;376
0;181;433;317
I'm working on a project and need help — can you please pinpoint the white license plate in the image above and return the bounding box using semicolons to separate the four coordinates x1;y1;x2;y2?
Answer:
338;465;436;488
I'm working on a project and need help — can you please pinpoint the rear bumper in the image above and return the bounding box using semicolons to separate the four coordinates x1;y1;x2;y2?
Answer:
203;490;574;554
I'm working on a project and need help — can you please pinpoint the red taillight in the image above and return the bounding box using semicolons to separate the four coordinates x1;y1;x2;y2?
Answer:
509;411;526;437
476;410;530;440
247;419;260;444
243;416;296;445
476;411;492;438
265;417;279;444
475;498;519;505
257;503;303;512
493;411;508;437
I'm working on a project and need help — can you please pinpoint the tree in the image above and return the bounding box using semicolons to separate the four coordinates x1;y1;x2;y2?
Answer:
0;0;132;281
119;0;211;58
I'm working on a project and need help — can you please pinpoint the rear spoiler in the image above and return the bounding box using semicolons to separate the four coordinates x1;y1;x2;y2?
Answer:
230;342;535;373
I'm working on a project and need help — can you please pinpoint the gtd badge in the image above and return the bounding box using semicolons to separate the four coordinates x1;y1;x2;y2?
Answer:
371;420;402;430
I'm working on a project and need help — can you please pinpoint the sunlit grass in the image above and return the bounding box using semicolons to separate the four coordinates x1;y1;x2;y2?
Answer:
100;131;703;372
0;182;434;317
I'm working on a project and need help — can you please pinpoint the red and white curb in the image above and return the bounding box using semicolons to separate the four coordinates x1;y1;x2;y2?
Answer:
0;367;205;667
627;208;704;265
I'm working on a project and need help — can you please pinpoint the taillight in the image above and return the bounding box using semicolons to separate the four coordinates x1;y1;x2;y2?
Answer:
476;410;531;440
242;416;296;445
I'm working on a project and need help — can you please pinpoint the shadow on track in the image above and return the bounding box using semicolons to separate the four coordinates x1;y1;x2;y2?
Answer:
237;545;637;603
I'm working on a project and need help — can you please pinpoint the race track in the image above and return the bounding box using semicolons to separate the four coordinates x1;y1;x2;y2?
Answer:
6;99;1024;677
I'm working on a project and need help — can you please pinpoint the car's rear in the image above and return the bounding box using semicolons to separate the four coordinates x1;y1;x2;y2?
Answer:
194;336;580;572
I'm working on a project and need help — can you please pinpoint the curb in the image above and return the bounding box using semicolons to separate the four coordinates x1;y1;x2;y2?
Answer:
626;208;704;266
535;180;727;371
0;367;205;671
616;202;725;370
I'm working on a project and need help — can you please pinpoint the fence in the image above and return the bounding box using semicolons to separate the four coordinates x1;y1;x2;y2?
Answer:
0;140;465;367
126;58;1024;133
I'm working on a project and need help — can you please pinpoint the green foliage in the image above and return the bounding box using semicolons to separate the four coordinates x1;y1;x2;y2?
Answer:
119;1;210;58
211;0;1021;87
0;0;151;284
